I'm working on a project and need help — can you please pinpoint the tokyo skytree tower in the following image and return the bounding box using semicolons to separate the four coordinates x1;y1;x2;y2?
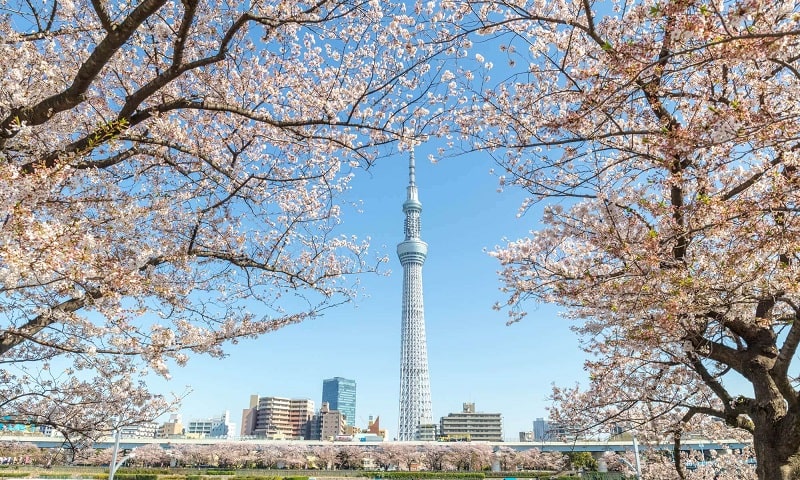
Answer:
396;151;433;441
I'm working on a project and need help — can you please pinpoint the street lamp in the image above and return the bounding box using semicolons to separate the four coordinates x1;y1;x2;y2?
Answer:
616;435;642;480
632;434;642;479
109;429;136;480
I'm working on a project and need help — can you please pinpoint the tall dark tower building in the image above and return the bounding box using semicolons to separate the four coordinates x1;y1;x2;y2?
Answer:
321;377;356;427
397;152;433;440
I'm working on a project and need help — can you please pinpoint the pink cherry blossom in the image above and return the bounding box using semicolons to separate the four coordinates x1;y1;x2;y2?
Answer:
438;0;800;478
0;0;455;450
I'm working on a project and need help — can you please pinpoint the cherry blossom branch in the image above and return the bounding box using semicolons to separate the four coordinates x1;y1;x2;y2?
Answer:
0;0;170;144
90;0;114;33
773;306;800;402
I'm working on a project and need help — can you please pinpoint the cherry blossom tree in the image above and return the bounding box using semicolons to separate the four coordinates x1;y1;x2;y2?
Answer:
0;0;454;448
379;443;418;471
517;448;567;472
254;445;280;469
334;445;363;470
439;0;800;478
441;443;493;471
81;447;115;467
170;444;215;467
419;443;449;471
277;444;310;469
309;445;337;470
213;442;253;469
128;443;172;468
493;445;519;471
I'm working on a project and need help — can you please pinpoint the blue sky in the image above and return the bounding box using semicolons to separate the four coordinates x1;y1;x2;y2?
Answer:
155;149;589;441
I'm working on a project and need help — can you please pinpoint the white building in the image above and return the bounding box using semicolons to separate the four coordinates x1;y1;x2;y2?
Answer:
186;411;235;438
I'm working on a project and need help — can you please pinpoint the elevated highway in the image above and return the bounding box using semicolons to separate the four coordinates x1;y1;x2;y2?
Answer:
0;435;750;455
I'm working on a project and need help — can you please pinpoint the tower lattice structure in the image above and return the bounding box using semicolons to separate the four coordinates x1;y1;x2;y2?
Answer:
397;152;433;441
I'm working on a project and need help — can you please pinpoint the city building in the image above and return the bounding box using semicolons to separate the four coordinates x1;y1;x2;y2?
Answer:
186;411;235;438
533;417;579;441
289;398;315;438
418;423;437;442
365;415;387;440
311;402;345;440
246;395;314;439
119;422;158;438
322;377;356;427
254;396;289;437
439;402;503;442
533;418;549;441
240;395;259;437
519;431;534;442
352;432;384;442
158;414;183;438
397;151;433;441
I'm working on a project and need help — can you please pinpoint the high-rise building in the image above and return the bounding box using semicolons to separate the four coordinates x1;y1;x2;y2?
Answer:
246;395;315;439
533;418;549;441
240;395;259;437
532;417;576;441
289;398;315;438
322;377;356;427
439;402;503;442
310;402;346;440
397;151;433;440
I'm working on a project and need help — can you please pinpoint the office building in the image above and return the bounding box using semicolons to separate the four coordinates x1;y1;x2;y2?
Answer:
418;423;437;441
186;411;235;438
157;413;183;438
533;417;578;441
439;402;503;442
311;402;345;440
322;377;356;427
397;151;433;440
533;418;549;441
119;422;158;438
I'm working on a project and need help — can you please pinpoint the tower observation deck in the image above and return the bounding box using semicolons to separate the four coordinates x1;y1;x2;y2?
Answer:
397;152;433;441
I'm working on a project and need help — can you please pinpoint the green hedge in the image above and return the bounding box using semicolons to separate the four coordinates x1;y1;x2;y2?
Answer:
117;470;172;475
485;473;559;478
94;475;158;480
232;476;285;480
372;473;485;479
231;477;279;480
0;473;28;478
203;472;235;476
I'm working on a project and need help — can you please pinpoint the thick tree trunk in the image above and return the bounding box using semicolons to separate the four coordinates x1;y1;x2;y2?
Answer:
751;416;800;480
753;443;791;480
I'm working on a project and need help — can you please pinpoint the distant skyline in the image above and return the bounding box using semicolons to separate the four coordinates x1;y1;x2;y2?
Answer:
149;148;589;441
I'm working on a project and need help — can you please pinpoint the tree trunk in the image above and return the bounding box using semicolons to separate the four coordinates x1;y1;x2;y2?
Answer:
752;418;799;480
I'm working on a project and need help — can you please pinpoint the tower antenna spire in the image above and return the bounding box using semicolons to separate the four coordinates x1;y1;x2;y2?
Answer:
409;149;416;187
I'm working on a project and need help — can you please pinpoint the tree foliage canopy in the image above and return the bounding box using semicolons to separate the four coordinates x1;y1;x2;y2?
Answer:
441;0;800;478
0;0;448;444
